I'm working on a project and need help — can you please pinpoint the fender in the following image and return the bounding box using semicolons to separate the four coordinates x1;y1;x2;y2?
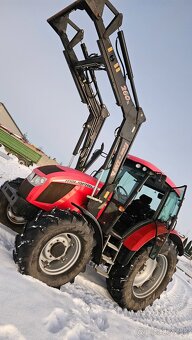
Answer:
72;203;103;264
169;229;184;255
123;222;184;255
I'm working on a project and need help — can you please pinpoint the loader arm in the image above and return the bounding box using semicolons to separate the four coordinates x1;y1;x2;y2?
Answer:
48;0;146;213
48;6;109;172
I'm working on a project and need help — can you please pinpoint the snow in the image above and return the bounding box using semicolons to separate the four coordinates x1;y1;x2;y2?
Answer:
0;151;192;340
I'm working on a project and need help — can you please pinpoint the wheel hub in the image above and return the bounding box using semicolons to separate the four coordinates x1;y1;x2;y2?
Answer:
50;242;65;258
132;254;168;299
39;232;81;276
133;258;157;287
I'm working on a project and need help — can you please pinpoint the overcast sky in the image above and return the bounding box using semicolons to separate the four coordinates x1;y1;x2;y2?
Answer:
0;0;191;238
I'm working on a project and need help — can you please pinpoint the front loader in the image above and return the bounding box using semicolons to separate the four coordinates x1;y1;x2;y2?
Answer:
0;0;187;311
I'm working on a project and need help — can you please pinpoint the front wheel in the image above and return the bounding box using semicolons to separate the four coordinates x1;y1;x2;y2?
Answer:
14;210;94;287
106;240;178;311
0;178;26;232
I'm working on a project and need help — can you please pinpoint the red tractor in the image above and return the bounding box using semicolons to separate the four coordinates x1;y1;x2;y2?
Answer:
0;0;186;311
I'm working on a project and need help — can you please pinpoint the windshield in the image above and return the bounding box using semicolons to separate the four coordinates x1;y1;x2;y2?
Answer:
158;186;186;222
95;161;148;204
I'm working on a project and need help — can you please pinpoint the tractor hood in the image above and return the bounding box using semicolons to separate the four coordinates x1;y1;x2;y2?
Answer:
18;165;99;211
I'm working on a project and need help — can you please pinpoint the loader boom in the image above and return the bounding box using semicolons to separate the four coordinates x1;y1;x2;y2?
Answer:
48;0;146;210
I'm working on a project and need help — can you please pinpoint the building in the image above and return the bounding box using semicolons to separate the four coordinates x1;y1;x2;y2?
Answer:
0;102;59;166
0;102;23;137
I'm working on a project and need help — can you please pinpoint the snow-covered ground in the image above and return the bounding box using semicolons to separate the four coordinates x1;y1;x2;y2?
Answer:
0;151;192;340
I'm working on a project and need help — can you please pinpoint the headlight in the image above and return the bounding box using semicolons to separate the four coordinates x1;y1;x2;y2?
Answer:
27;171;47;186
27;171;35;182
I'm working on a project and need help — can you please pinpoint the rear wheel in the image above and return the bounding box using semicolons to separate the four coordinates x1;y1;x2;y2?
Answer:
14;210;94;287
106;240;177;311
0;178;26;232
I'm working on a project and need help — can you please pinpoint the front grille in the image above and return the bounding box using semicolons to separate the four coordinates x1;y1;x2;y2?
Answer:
36;182;74;203
19;179;34;198
39;165;63;175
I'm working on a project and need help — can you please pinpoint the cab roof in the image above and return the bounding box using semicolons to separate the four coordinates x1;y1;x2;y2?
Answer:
128;155;177;189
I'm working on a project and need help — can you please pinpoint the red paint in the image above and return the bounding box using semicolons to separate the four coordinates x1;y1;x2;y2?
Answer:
128;155;177;189
25;153;180;214
25;166;101;211
123;222;182;251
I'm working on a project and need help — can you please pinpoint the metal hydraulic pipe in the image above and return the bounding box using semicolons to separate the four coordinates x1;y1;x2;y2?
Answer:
117;30;140;111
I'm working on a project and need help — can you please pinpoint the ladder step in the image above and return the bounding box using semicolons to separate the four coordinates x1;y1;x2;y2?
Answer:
95;266;109;278
102;254;114;265
106;242;120;251
111;230;122;239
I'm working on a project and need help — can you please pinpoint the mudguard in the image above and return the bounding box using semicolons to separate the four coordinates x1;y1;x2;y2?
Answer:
72;203;103;264
123;222;184;256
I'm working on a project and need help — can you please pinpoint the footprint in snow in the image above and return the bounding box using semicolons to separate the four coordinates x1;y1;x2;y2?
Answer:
90;311;109;331
43;308;69;334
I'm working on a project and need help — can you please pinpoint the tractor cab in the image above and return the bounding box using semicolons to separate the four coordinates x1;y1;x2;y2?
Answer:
0;0;187;312
94;155;186;236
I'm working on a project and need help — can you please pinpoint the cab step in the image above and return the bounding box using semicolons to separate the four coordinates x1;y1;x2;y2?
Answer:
95;265;109;278
110;230;122;239
106;242;119;251
101;254;114;265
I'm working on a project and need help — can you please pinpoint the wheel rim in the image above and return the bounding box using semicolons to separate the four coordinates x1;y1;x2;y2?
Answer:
132;254;168;299
19;160;25;165
7;205;26;224
39;233;81;276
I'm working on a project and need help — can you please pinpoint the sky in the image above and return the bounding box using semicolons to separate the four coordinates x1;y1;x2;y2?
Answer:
0;0;191;238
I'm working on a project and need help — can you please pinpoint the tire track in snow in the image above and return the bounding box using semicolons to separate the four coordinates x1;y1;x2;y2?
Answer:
131;274;192;336
60;266;192;338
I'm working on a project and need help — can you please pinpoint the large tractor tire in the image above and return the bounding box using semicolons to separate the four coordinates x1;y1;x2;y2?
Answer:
14;210;94;288
0;178;26;233
106;240;177;311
